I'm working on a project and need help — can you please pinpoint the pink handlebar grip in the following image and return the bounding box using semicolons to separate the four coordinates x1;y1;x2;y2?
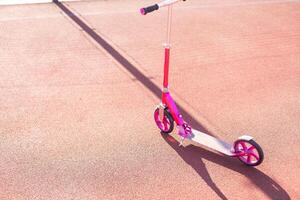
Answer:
140;8;146;15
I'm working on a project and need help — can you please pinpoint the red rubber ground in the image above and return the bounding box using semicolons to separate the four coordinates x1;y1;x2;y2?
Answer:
0;0;299;199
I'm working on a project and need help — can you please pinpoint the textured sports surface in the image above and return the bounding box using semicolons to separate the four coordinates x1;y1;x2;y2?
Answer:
0;0;299;199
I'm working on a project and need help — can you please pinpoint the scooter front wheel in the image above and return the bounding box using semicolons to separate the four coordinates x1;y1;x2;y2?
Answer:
154;108;174;134
234;139;264;166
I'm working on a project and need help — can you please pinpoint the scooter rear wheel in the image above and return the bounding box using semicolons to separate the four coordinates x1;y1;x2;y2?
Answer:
154;108;174;134
234;139;264;166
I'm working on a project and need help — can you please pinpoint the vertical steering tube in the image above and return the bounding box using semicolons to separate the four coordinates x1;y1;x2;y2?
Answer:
163;47;170;88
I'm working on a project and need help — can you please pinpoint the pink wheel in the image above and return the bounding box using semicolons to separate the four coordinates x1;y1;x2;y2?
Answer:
154;108;174;134
234;139;264;166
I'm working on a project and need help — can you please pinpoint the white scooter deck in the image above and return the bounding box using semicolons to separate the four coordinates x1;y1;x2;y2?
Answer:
188;129;235;156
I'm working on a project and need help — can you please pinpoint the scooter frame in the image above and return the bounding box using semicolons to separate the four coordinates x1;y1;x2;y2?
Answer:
141;0;264;166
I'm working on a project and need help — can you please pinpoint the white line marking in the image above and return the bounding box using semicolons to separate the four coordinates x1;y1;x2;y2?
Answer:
0;0;80;5
0;0;299;22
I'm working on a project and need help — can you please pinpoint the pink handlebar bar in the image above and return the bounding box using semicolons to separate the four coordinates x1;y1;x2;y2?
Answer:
140;0;185;15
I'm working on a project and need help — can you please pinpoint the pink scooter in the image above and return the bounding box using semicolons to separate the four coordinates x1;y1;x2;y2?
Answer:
140;0;264;166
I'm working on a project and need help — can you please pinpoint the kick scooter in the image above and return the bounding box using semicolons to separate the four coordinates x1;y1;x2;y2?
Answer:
140;0;264;166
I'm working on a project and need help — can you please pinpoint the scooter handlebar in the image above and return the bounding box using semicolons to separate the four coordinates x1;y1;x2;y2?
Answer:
140;0;186;15
140;4;159;15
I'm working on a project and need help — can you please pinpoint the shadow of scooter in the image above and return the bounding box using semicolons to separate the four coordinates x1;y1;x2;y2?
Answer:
162;134;291;200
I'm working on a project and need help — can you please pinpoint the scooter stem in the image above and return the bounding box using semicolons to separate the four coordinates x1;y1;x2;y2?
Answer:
163;5;173;89
166;5;173;46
